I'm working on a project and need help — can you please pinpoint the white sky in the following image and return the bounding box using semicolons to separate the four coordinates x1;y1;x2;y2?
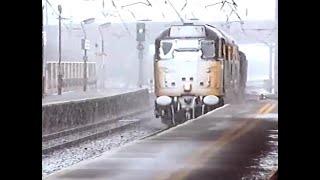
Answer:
239;43;273;81
43;0;276;81
43;0;276;25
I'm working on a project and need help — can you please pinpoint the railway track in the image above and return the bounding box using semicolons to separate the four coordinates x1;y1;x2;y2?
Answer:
42;109;156;155
42;111;182;155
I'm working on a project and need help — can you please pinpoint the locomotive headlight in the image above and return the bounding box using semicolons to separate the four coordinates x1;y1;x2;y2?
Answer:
203;95;219;105
156;96;172;106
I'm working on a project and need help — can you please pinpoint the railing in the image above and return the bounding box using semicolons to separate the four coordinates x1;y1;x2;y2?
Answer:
44;61;97;95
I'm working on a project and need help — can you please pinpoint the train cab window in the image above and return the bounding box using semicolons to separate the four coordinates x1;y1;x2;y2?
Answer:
159;40;174;59
201;40;215;59
162;42;172;55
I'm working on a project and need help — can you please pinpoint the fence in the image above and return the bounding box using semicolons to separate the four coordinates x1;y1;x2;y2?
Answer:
44;61;97;94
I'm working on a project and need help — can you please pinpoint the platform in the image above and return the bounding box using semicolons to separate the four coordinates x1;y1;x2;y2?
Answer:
42;88;151;135
42;88;141;106
44;99;278;180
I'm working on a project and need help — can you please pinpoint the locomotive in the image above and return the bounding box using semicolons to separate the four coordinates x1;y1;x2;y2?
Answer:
153;23;247;126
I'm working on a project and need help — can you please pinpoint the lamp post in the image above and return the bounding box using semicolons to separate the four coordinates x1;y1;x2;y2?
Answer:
57;5;63;95
81;18;95;92
98;22;111;89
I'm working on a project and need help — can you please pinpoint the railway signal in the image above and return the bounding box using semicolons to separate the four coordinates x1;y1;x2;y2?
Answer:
136;23;145;42
136;22;146;88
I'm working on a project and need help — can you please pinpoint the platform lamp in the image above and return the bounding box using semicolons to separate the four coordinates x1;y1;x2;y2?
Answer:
57;5;63;95
80;18;95;92
98;22;111;89
56;5;69;95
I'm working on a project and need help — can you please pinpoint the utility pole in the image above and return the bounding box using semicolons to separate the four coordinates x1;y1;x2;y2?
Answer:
57;5;63;95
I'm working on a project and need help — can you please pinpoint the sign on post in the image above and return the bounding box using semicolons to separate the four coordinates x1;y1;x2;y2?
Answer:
81;39;90;50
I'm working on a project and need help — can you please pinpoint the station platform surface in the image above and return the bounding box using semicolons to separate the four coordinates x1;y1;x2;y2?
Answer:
42;88;141;106
44;99;278;180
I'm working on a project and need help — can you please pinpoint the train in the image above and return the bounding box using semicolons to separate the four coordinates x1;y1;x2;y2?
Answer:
153;23;247;126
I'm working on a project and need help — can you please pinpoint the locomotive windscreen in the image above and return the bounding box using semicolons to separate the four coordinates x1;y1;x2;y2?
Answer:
169;25;206;38
201;40;215;58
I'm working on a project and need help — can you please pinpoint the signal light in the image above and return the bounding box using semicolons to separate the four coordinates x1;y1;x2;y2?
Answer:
136;23;145;41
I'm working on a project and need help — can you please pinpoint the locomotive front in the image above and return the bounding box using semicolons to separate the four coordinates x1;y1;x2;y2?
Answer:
154;24;224;126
